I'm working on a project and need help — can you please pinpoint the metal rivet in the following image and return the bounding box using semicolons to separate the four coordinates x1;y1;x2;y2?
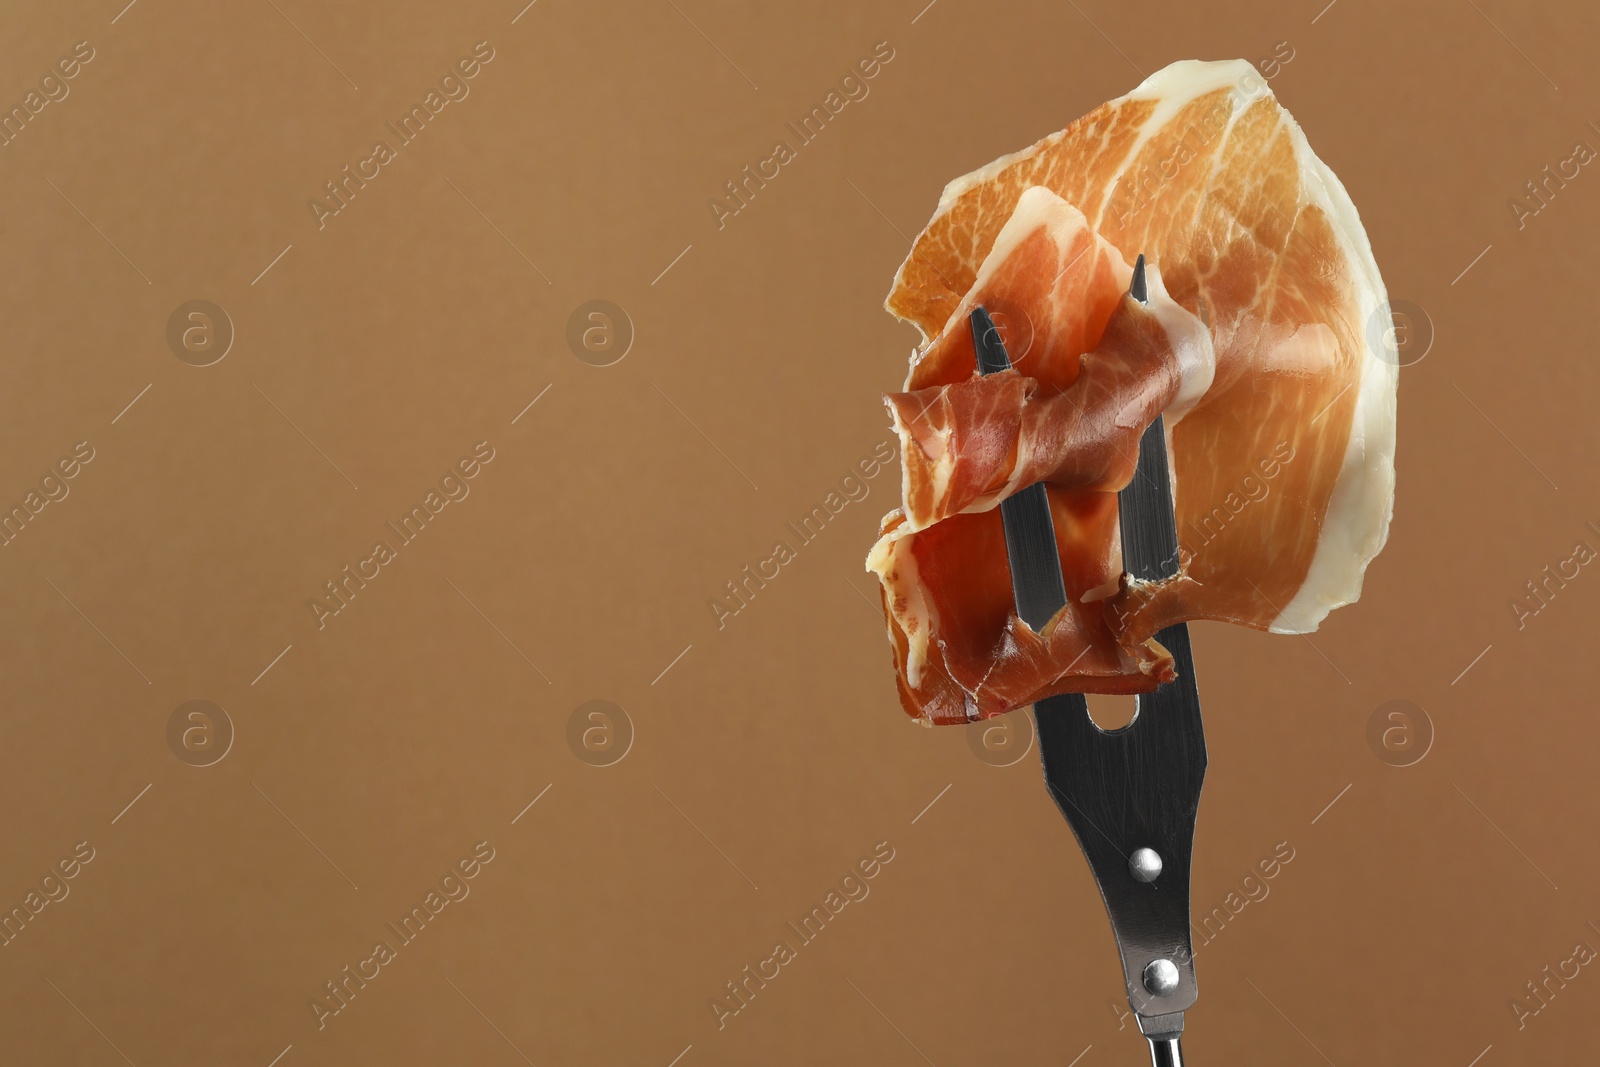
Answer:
1129;847;1163;883
1143;958;1180;996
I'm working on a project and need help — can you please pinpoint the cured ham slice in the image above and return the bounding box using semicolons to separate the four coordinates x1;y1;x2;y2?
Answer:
885;190;1215;532
868;192;1209;721
868;59;1397;725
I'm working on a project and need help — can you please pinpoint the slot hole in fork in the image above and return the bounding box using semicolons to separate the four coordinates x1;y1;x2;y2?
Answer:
1085;693;1139;733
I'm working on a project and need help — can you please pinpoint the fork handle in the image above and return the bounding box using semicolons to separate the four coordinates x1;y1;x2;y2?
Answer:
1148;1036;1184;1067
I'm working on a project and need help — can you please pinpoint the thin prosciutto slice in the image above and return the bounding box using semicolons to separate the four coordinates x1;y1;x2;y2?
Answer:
868;59;1397;725
886;192;1214;532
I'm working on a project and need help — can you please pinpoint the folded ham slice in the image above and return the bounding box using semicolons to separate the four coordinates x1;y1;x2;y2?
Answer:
868;59;1397;725
885;191;1215;532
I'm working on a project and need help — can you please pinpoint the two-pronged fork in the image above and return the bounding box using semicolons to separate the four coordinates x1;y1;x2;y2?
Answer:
970;254;1207;1067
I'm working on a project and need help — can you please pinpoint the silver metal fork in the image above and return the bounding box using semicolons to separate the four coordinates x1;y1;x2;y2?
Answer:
970;255;1206;1066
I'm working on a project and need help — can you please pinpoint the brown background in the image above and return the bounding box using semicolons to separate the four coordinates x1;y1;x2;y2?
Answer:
0;0;1595;1063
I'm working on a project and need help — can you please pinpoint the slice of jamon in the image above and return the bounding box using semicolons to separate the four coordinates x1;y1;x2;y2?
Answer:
868;59;1397;725
885;190;1215;532
869;190;1211;721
